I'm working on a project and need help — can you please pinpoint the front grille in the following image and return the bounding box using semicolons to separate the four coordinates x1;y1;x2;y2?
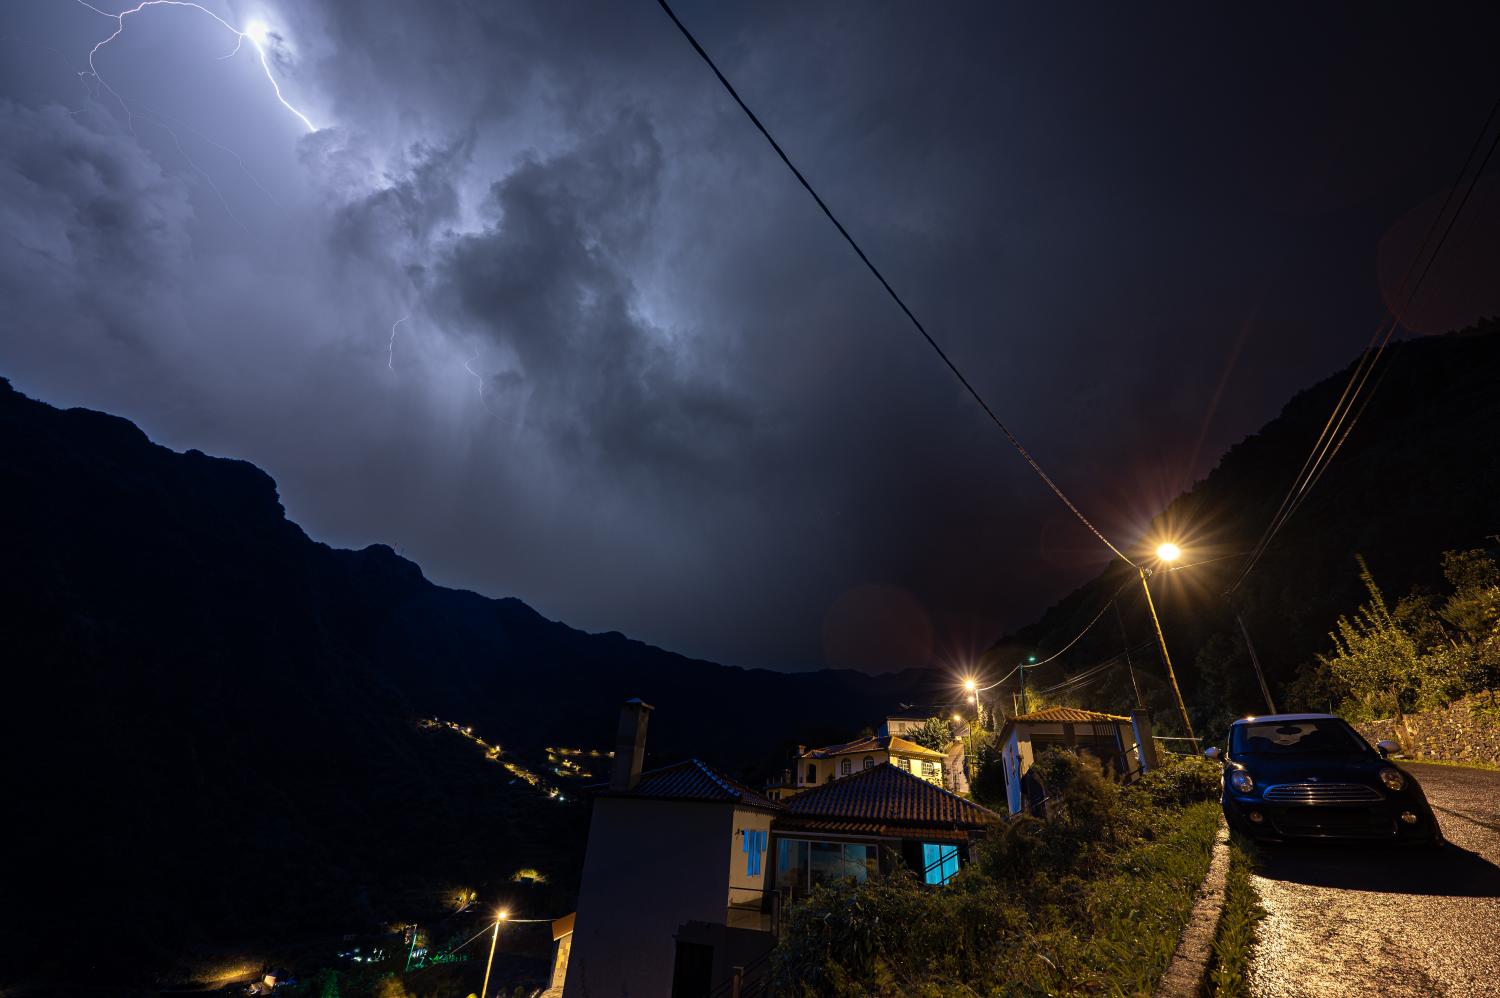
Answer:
1263;782;1382;804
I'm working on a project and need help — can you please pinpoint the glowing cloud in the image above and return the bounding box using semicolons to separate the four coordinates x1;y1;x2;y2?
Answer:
76;1;317;133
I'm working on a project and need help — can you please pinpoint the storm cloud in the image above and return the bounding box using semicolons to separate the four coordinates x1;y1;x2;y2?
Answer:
2;1;1497;670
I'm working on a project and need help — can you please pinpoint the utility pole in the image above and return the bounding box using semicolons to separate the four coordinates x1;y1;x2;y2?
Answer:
1233;608;1278;714
1138;565;1198;751
1115;602;1144;710
1018;656;1026;714
480;910;507;998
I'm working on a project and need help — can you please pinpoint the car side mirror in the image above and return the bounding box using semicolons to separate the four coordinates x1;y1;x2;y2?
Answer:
1376;739;1399;758
1203;746;1220;761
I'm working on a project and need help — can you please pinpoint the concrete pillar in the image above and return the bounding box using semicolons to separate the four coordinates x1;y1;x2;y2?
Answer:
1131;709;1159;774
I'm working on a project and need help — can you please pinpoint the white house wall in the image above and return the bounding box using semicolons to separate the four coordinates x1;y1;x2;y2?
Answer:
563;797;735;998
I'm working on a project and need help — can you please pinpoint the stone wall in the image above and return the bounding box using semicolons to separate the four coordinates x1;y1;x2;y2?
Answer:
1351;692;1500;767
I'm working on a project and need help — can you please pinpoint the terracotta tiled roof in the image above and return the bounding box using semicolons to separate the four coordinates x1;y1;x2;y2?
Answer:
611;759;780;810
1009;707;1131;724
773;817;976;843
802;734;947;760
784;762;998;828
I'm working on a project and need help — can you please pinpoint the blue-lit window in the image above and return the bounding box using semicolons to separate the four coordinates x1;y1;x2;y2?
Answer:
922;843;959;885
743;829;766;877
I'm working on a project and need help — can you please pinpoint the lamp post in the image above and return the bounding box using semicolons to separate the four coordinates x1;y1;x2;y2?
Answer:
480;908;508;998
1141;543;1198;750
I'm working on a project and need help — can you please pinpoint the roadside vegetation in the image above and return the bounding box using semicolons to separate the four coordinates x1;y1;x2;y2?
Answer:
1206;835;1264;997
1398;756;1500;772
1290;548;1500;720
767;751;1223;996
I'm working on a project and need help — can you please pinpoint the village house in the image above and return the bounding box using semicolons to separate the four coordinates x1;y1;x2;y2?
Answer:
996;706;1158;815
555;701;1000;998
796;734;948;788
878;708;938;738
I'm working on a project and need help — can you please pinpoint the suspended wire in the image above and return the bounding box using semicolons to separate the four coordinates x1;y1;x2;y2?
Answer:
1158;552;1243;575
1227;95;1500;595
654;0;1135;567
976;576;1135;691
1034;640;1156;697
1276;124;1500;528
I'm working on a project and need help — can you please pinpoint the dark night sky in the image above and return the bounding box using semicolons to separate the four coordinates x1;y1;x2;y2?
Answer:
2;1;1497;671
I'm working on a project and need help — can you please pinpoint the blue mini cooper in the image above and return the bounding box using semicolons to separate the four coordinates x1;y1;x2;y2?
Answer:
1207;713;1442;845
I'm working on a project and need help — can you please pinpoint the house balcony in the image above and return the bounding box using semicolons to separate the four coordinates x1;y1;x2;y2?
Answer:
725;886;780;934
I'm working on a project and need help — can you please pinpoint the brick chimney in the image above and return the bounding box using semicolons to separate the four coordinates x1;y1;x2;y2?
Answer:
610;698;654;792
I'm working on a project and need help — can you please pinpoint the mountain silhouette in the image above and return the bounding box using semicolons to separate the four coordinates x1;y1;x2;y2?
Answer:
0;376;932;988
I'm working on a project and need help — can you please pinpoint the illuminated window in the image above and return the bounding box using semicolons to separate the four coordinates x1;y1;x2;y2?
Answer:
777;838;878;892
922;761;937;779
895;757;910;772
840;758;852;776
922;843;959;885
863;756;874;770
743;829;766;877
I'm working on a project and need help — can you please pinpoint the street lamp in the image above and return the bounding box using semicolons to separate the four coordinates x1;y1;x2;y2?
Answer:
1139;541;1198;749
480;908;509;998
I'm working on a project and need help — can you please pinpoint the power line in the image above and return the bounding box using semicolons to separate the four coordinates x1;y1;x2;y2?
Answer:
976;576;1137;692
1277;124;1500;527
975;577;1134;692
1227;95;1500;594
654;0;1135;568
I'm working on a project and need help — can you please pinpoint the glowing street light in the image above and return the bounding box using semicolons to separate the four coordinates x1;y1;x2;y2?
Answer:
1140;541;1197;749
480;908;509;998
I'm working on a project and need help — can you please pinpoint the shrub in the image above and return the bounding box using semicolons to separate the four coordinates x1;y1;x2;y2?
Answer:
766;747;1221;997
1128;753;1222;810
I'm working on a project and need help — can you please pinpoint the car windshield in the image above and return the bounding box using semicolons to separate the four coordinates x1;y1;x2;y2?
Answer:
1230;719;1366;756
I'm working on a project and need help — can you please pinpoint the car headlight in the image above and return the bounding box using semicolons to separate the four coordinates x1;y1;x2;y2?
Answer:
1229;770;1254;793
1379;768;1405;791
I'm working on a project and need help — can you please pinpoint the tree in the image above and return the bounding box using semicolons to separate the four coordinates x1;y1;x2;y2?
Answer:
906;716;955;751
1317;556;1426;720
1314;550;1500;721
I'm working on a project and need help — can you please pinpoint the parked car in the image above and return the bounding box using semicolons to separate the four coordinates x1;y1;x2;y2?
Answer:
1206;713;1442;845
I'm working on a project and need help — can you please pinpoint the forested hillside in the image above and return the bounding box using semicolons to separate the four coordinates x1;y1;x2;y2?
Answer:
981;320;1500;734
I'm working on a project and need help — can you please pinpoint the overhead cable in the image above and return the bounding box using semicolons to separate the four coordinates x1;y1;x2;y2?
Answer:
1227;95;1500;594
655;0;1135;567
976;576;1135;692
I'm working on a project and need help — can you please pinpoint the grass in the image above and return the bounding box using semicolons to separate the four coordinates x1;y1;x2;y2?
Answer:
1206;833;1265;997
1035;800;1223;996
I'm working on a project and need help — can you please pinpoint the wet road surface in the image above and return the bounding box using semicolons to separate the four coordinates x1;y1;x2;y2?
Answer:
1247;761;1500;997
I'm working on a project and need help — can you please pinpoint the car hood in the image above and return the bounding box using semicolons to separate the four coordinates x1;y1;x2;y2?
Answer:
1230;753;1385;783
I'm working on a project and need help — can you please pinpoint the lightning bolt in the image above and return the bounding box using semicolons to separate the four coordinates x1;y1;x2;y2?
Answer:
388;314;409;370
76;0;317;134
463;351;495;412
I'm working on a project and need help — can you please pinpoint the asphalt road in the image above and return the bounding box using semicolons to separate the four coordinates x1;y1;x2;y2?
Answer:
1247;761;1500;997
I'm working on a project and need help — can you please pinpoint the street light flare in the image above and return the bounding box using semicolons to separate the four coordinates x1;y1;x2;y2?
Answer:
1156;542;1182;562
